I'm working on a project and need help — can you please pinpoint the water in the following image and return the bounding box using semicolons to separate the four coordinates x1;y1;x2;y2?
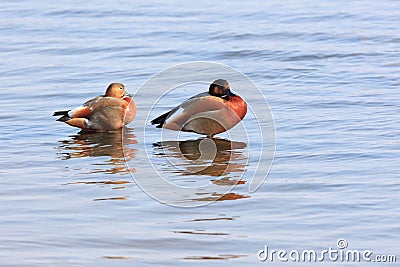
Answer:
1;0;399;266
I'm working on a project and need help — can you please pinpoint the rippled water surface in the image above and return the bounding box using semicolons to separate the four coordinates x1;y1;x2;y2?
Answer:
1;0;399;266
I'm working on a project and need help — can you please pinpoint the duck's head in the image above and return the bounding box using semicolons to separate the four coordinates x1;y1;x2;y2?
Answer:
105;83;127;98
209;79;236;98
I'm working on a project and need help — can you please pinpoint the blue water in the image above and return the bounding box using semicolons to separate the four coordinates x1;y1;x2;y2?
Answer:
1;0;399;266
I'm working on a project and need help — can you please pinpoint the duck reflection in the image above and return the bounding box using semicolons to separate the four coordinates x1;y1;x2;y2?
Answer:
153;138;247;179
57;127;137;175
153;138;249;203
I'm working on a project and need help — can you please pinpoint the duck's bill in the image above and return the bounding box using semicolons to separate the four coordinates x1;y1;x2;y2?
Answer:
226;89;237;97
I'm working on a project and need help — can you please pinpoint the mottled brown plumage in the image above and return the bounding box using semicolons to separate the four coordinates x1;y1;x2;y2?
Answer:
53;83;136;131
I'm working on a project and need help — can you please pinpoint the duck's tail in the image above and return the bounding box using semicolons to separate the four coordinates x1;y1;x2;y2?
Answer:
53;110;71;122
151;110;172;128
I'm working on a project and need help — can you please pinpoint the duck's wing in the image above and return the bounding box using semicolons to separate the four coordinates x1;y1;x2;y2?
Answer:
71;96;128;119
151;93;226;130
66;96;102;119
54;95;105;121
151;93;208;127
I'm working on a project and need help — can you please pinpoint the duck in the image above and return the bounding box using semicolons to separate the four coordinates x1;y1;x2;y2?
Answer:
151;79;247;137
53;83;136;131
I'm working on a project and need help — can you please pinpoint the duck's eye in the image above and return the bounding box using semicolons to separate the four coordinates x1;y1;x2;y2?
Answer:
119;87;123;90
